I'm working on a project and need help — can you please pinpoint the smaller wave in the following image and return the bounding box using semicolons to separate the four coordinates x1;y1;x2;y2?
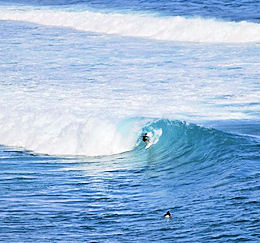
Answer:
0;7;260;43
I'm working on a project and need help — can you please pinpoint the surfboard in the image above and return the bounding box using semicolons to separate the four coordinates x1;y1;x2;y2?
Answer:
145;142;152;150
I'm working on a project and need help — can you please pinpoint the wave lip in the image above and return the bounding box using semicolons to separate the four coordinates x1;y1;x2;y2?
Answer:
0;8;260;43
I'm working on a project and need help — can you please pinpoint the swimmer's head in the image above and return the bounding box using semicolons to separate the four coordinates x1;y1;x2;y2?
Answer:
164;211;172;218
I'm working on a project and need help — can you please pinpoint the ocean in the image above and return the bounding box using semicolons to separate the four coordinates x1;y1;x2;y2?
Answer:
0;0;259;242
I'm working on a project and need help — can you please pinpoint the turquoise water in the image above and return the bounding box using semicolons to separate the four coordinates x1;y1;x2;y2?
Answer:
0;0;260;242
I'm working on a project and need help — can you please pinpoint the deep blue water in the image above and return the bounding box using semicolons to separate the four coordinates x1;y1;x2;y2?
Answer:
0;0;260;242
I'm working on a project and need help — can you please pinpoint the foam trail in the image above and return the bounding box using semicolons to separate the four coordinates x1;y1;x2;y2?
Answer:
0;8;260;43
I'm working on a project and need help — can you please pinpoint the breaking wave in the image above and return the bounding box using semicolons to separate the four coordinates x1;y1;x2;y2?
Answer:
0;112;247;158
0;7;260;43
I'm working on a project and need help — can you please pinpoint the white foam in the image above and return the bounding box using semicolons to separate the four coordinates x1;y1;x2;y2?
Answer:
0;109;142;156
0;7;260;43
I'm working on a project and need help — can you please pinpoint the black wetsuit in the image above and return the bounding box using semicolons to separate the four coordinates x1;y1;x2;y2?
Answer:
142;134;149;142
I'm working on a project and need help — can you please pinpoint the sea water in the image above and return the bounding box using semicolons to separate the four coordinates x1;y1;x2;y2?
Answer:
0;0;259;242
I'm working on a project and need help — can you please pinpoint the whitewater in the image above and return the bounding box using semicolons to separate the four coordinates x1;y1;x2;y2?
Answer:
0;0;259;242
1;7;260;43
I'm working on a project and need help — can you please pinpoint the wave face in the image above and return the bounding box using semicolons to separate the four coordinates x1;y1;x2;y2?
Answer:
0;7;260;43
134;119;254;164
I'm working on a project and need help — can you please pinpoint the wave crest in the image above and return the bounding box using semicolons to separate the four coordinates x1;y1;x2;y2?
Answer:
0;7;260;43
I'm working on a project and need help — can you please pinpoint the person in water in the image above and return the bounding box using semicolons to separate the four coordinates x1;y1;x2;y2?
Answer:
142;133;150;146
164;211;172;218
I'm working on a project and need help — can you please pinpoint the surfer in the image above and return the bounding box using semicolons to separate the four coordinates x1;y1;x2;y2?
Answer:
142;133;150;146
164;211;172;218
